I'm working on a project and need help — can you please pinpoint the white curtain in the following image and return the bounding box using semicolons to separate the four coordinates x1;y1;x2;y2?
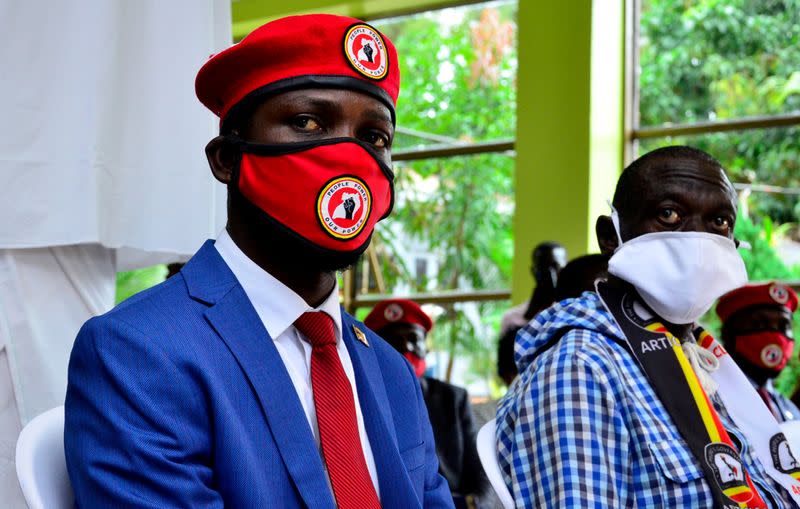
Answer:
0;0;229;269
0;1;231;504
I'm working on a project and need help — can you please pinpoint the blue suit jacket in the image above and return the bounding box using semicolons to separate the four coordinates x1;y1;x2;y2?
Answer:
65;241;454;508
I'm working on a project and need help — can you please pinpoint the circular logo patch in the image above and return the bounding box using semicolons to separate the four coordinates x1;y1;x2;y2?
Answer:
317;177;372;240
621;293;657;330
343;24;388;79
384;303;404;322
770;433;800;474
769;284;790;305
761;344;784;368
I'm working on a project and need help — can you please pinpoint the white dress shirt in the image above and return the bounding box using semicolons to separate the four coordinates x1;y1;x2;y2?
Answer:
214;230;379;496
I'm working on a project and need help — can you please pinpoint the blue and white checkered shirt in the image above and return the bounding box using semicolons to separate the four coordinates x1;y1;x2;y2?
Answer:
496;292;796;508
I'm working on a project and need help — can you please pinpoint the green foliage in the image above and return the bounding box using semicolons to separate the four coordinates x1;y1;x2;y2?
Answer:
372;3;518;383
736;215;797;280
641;2;800;396
115;265;167;304
639;0;800;221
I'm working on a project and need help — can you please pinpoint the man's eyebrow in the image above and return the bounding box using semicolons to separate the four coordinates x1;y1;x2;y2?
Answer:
285;95;344;114
362;108;393;127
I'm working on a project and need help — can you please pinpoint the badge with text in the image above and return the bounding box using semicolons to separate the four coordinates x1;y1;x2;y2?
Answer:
343;24;389;79
770;433;800;478
317;177;372;240
705;443;754;505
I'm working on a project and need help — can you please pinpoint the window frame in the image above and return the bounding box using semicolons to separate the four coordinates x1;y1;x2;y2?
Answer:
624;0;800;171
623;0;800;290
343;0;517;312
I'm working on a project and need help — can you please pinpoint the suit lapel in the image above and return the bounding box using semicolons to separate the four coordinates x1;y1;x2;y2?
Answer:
342;315;421;509
202;272;335;509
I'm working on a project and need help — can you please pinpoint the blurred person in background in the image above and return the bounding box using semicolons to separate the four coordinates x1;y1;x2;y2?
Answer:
553;253;608;302
496;242;566;385
717;282;799;422
366;299;489;509
496;252;606;387
498;242;566;339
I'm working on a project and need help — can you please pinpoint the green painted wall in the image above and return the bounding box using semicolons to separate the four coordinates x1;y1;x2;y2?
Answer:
232;0;480;39
510;1;624;304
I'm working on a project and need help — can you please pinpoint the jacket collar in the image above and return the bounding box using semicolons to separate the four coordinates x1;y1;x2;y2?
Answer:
184;241;418;508
185;241;336;508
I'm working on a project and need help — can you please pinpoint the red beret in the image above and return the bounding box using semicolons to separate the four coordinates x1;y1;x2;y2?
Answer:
716;282;798;322
364;299;433;333
196;14;400;128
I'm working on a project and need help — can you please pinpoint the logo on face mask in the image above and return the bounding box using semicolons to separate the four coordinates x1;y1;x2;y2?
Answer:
761;344;785;368
317;177;372;239
344;24;388;79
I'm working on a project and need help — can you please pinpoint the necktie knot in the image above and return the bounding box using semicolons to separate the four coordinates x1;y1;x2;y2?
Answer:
295;312;337;348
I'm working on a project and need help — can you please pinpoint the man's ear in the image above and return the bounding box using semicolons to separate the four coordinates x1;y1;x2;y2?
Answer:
205;135;238;184
595;215;619;255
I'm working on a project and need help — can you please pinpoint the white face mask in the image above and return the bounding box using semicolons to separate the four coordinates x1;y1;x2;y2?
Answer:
606;206;748;324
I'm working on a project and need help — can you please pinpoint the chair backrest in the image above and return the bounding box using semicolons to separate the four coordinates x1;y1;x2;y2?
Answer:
476;420;514;509
16;406;74;509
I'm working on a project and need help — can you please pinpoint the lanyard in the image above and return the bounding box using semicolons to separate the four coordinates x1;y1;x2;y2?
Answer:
597;281;767;509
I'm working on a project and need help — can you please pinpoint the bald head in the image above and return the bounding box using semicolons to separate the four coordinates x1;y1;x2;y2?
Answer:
597;146;738;254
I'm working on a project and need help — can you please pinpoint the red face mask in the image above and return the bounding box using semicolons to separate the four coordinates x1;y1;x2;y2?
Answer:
735;332;795;372
232;137;394;255
403;352;427;378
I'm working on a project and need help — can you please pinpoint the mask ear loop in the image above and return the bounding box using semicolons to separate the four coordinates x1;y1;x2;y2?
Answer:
607;200;624;247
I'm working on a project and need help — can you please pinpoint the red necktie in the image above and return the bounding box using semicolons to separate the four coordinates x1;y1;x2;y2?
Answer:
294;312;381;509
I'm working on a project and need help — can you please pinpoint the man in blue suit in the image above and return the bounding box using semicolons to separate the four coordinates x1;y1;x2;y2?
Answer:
64;14;454;509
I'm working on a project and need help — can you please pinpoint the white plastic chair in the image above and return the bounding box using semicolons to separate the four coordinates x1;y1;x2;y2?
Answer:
16;405;74;509
476;420;514;509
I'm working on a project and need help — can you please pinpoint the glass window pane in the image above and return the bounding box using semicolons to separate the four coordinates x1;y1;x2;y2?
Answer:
637;126;800;221
370;152;514;294
373;1;518;151
638;1;800;126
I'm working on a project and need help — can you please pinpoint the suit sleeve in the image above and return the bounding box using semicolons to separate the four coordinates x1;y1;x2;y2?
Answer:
64;316;224;508
408;364;456;508
455;388;490;497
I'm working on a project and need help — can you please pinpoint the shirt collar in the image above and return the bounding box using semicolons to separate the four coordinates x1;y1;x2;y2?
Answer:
214;230;342;341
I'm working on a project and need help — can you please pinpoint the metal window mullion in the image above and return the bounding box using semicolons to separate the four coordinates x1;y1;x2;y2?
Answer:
632;113;800;139
392;138;515;161
623;0;642;165
352;289;512;309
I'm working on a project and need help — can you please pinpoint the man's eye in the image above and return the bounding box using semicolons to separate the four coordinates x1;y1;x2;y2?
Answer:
292;116;321;130
713;216;731;230
657;208;680;225
364;131;388;148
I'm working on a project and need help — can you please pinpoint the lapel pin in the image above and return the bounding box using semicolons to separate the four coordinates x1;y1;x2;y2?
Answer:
353;325;369;347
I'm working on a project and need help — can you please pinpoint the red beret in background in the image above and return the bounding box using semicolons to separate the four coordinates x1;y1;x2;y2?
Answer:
195;14;400;128
716;282;799;322
364;299;433;333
